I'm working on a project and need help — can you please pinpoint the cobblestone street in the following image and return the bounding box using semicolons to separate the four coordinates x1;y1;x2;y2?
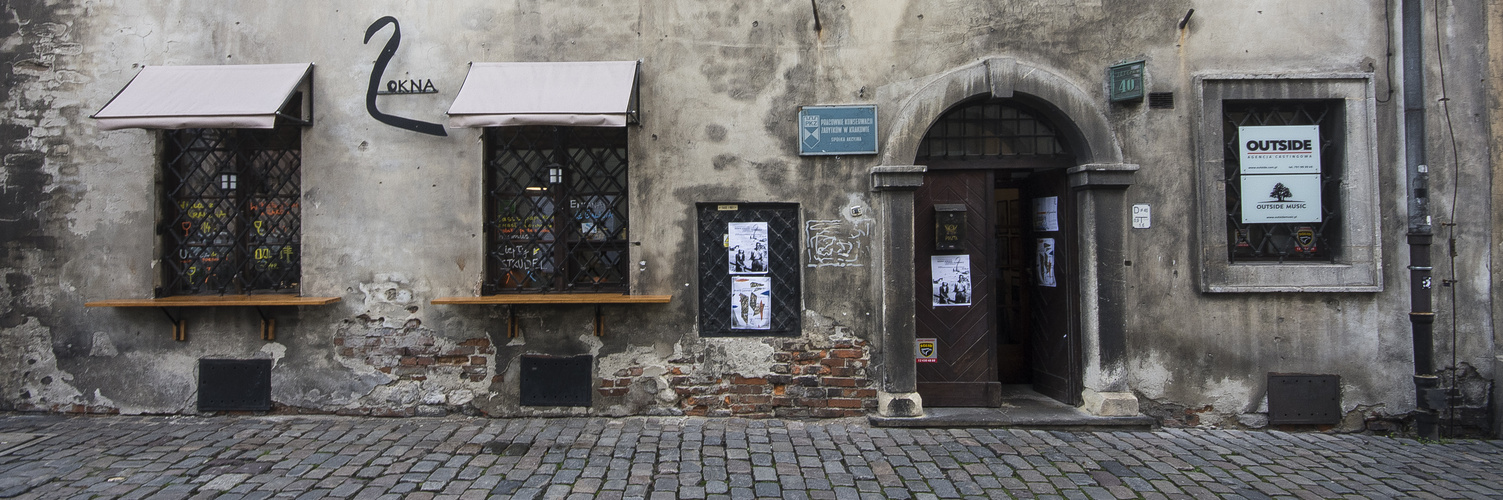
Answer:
0;414;1499;499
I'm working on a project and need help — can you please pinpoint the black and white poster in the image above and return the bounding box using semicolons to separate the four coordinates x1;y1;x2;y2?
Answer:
731;276;772;330
1036;238;1057;287
728;222;769;274
930;255;972;307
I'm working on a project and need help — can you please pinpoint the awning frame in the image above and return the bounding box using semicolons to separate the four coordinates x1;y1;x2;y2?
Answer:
92;63;315;130
446;60;641;128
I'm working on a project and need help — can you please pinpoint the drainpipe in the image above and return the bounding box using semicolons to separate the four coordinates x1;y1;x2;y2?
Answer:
1402;0;1441;439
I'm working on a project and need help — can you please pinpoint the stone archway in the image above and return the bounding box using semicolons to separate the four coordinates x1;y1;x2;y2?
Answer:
870;57;1140;418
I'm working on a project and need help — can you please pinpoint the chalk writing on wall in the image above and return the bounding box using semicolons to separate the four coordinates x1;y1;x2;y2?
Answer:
805;219;871;268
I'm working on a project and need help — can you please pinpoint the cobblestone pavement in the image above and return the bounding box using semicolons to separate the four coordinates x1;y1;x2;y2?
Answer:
0;415;1500;499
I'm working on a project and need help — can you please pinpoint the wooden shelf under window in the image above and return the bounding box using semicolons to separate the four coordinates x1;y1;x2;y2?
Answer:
431;293;672;337
86;294;341;341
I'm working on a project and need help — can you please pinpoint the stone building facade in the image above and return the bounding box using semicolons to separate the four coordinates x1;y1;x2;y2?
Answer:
1;0;1499;437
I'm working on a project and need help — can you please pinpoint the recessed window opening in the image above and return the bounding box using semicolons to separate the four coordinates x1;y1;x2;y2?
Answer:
1222;99;1344;263
484;126;629;293
162;122;302;295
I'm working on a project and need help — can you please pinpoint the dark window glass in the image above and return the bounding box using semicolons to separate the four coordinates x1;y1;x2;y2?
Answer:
162;124;301;295
1223;100;1344;262
484;126;628;293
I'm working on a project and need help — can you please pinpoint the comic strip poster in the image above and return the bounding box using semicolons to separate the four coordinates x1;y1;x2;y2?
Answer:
1037;238;1057;287
728;222;769;275
930;255;972;307
731;276;772;330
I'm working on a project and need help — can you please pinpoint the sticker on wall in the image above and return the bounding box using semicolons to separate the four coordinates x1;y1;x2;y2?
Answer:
1037;238;1057;287
728;222;769;275
731;276;772;330
916;338;938;363
1294;226;1317;254
930;255;972;307
1032;196;1059;232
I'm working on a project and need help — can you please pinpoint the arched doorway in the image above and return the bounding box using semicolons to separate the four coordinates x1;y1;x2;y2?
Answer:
911;97;1082;406
870;58;1140;419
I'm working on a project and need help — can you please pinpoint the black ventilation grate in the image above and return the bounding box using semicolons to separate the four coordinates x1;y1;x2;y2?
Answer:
198;359;273;412
1267;373;1341;425
520;355;593;407
1148;92;1175;109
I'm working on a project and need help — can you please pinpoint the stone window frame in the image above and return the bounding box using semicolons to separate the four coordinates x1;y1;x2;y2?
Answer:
1194;75;1383;292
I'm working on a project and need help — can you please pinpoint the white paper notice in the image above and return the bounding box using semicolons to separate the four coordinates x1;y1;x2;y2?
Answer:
1032;196;1059;232
728;222;769;275
731;276;772;330
1037;238;1057;287
931;255;972;307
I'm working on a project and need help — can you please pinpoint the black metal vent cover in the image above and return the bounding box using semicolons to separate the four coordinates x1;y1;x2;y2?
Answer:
1148;92;1175;109
198;359;273;412
520;355;593;407
696;203;802;337
1267;373;1341;425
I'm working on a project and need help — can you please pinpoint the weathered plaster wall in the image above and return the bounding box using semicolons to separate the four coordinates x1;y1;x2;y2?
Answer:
0;0;1494;433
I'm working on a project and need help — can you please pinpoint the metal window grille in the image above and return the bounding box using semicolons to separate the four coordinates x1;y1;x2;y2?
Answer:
916;99;1070;160
484;126;628;293
696;204;801;337
162;125;301;296
1223;100;1343;262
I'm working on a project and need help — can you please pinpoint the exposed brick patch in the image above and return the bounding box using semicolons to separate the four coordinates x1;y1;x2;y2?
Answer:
599;338;875;418
336;323;492;382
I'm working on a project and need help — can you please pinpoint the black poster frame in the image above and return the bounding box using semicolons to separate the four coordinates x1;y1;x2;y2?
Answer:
696;203;801;337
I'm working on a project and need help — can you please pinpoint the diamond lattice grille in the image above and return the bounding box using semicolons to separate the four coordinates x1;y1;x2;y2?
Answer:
162;125;301;295
484;127;629;293
1222;100;1343;262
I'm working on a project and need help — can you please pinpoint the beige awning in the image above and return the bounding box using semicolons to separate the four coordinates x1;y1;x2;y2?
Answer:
93;63;313;130
447;61;639;128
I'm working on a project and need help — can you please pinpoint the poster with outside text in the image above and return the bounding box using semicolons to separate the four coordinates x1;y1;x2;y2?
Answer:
728;222;769;274
931;255;972;307
1032;196;1059;232
731;276;772;330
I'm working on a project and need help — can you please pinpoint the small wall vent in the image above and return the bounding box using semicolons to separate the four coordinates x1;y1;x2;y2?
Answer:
1148;92;1176;109
198;359;273;412
1266;373;1341;425
520;355;593;407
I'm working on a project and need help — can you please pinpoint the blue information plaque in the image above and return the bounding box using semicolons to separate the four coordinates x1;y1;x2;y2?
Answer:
798;105;878;156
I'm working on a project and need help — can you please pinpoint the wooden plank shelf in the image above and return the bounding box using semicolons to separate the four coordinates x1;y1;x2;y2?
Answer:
431;294;671;305
431;294;672;337
86;294;341;341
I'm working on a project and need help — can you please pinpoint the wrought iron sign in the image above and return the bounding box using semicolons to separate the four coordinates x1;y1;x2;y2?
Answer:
363;16;447;136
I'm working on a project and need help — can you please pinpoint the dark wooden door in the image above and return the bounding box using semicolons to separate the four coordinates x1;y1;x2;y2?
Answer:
914;170;1001;406
1023;169;1081;405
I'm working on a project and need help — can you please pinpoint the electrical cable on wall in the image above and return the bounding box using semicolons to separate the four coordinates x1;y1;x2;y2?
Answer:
1430;0;1465;437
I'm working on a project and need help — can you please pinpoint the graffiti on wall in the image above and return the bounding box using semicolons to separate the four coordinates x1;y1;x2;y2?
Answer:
805;219;870;268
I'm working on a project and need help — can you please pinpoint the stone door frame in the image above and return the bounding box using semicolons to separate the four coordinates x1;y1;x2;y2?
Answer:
870;58;1140;417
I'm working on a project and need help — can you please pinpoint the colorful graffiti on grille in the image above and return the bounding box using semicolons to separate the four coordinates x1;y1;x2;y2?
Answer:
173;199;299;289
805;219;870;267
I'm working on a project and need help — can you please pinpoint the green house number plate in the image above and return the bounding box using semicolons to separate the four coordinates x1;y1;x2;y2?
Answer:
1109;61;1145;103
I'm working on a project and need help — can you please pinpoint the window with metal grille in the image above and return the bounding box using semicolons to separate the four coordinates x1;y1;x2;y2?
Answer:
162;124;301;296
484;126;628;293
916;99;1070;161
1222;100;1344;262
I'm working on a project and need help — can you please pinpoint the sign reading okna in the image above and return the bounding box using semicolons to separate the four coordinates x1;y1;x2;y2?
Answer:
1239;125;1322;223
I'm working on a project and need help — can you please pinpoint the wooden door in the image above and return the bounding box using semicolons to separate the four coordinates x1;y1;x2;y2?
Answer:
914;170;1001;407
1023;169;1081;405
